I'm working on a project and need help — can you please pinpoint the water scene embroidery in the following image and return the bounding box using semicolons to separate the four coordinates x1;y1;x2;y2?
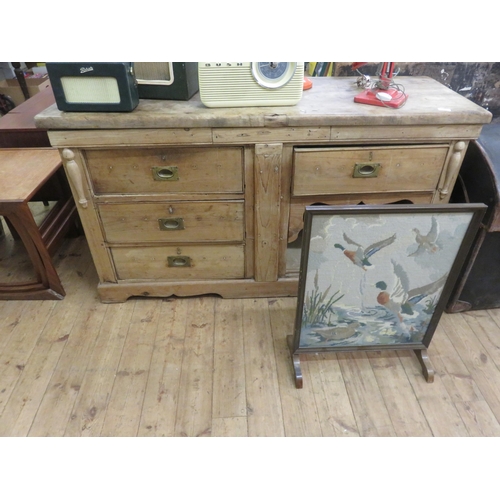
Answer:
299;212;473;348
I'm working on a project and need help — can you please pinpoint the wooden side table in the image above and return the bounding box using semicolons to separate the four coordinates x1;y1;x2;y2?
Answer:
0;148;78;300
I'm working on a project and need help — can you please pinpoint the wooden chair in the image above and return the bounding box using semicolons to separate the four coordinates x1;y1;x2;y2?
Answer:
0;148;79;300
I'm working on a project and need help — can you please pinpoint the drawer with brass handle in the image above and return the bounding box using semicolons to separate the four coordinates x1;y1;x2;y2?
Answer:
292;144;448;196
111;245;245;280
85;146;244;194
152;166;179;181
158;217;185;231
99;201;244;243
167;255;191;267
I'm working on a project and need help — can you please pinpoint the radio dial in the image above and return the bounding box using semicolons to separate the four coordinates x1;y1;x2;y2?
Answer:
251;62;297;89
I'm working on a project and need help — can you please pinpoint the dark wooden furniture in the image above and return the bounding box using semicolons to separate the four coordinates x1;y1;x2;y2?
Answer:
10;63;42;101
0;86;78;245
0;87;68;208
448;124;500;311
0;149;78;300
0;86;54;148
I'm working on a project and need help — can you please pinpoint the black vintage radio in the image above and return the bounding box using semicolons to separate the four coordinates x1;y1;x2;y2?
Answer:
46;62;139;112
133;62;199;100
46;62;199;112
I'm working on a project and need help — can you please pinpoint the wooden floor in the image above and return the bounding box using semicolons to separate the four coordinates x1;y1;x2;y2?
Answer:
2;217;500;437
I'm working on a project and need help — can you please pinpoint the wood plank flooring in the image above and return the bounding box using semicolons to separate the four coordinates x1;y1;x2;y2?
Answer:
2;230;500;437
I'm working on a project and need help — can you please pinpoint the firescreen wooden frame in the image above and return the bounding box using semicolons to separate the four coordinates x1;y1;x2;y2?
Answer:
288;203;486;388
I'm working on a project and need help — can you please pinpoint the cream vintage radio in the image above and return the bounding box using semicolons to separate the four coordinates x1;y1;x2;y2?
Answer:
198;62;304;108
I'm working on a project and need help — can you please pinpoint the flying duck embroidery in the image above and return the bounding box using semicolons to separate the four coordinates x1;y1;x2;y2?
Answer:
334;232;396;270
376;259;447;321
409;216;440;256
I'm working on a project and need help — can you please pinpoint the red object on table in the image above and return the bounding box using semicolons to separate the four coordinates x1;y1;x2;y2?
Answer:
352;62;408;109
303;77;313;90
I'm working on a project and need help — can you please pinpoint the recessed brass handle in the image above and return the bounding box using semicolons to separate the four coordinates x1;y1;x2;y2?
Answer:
152;166;179;181
353;162;381;178
158;218;185;231
167;256;191;267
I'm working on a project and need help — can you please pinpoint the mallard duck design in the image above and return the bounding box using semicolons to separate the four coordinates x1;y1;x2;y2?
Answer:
376;259;447;321
334;232;396;270
311;323;360;341
409;216;439;256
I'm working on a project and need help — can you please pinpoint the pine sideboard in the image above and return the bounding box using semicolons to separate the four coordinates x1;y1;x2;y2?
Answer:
35;76;492;303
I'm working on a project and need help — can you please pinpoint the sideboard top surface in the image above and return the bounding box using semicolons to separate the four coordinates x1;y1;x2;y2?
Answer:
34;76;492;130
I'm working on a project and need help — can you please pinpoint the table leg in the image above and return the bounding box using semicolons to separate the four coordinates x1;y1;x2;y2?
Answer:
0;202;65;299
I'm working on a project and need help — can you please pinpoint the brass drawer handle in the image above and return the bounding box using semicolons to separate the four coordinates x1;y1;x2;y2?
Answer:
158;218;185;230
167;256;191;267
152;166;179;181
353;162;381;178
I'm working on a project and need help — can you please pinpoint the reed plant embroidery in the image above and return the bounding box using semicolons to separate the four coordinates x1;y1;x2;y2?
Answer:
302;270;344;327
